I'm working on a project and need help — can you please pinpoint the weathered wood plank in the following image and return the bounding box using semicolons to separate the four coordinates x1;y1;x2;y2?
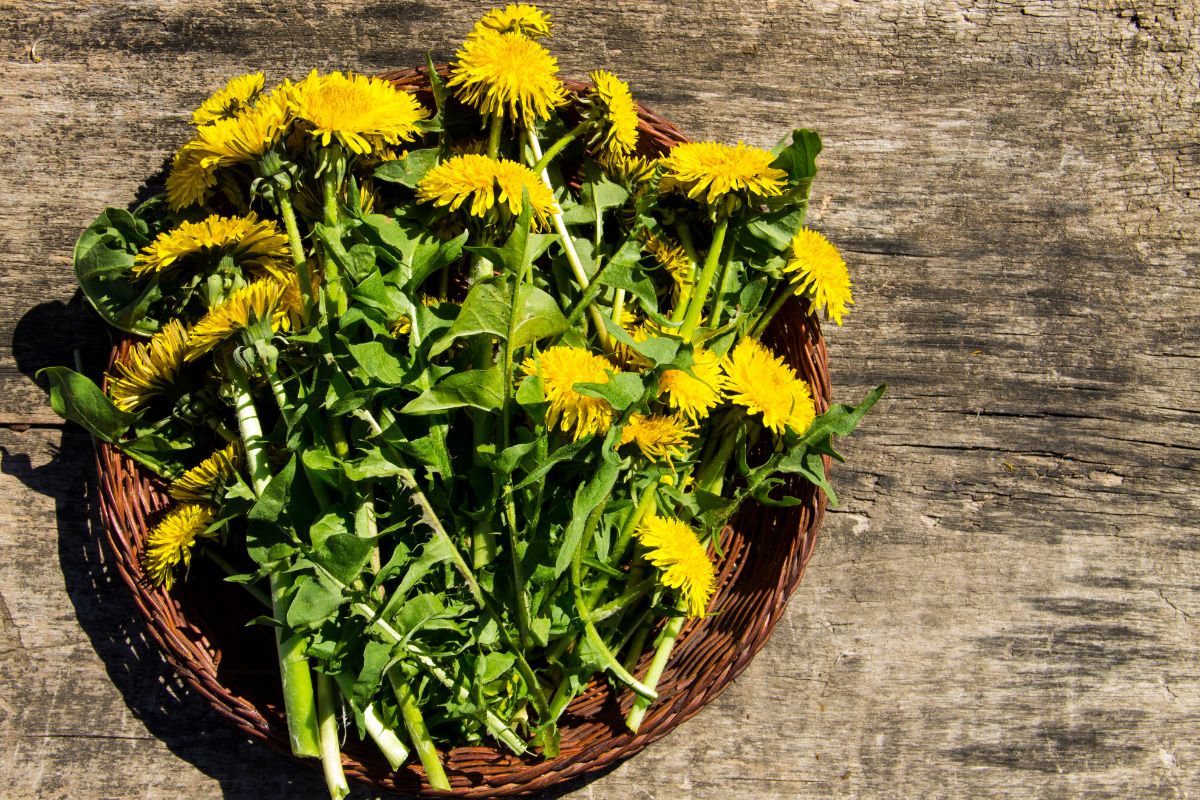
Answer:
0;0;1197;798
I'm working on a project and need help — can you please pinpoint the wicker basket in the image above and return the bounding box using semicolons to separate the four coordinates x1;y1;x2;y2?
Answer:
93;66;832;798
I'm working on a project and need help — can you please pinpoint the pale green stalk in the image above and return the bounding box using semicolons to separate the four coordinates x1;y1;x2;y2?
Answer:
316;673;350;800
227;358;320;758
625;599;688;733
679;216;730;341
332;673;409;770
276;193;314;319
389;668;451;791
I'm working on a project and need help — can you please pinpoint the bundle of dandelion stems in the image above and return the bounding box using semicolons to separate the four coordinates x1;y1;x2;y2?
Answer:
46;5;882;796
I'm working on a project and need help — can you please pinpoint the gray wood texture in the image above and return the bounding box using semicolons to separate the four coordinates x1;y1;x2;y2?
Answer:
1;1;1197;797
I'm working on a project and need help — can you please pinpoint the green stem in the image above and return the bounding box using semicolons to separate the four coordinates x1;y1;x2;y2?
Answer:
671;223;701;323
316;673;350;800
625;600;688;733
486;113;504;159
276;193;314;320
524;123;611;351
696;417;744;496
591;575;654;623
227;359;320;758
620;607;653;673
751;284;795;339
388;669;451;791
708;229;737;329
679;216;729;341
531;121;586;174
321;167;348;316
585;478;660;609
570;525;657;701
332;673;408;770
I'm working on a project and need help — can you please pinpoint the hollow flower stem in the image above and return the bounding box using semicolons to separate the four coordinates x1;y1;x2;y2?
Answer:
625;599;688;733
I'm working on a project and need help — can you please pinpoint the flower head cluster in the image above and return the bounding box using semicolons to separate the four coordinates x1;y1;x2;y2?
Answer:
169;443;242;504
448;30;567;123
143;503;216;589
659;141;786;208
659;347;727;422
288;70;428;156
585;70;639;158
635;515;716;618
619;413;695;462
186;276;299;360
784;228;853;325
722;338;815;435
191;72;265;126
134;213;290;278
416;154;558;228
522;346;619;440
107;319;190;412
473;4;552;38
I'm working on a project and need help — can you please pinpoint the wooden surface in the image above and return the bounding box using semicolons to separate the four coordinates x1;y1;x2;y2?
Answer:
1;1;1197;797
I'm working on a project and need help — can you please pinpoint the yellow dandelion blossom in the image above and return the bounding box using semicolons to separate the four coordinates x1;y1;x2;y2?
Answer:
597;151;656;185
390;315;412;337
189;90;292;169
587;70;639;158
134;212;290;279
165;146;217;211
641;230;693;288
521;346;619;440
619;413;695;462
416;154;558;228
288;70;428;156
448;30;566;123
473;4;552;38
169;443;242;504
192;72;265;126
107;319;190;412
659;141;786;207
143;503;217;590
636;515;716;618
186;277;294;360
722;338;815;435
784;228;853;325
166;92;292;211
659;347;726;422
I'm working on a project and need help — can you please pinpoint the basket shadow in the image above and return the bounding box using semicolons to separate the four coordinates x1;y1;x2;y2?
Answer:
7;297;330;799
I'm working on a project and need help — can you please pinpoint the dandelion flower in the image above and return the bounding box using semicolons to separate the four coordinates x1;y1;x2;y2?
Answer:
636;514;716;618
191;72;265;126
448;30;566;123
169;443;242;504
619;413;694;462
143;503;216;589
288;70;428;156
659;347;726;422
134;212;290;280
722;338;815;435
167;92;293;210
416;154;558;227
784;228;853;325
642;230;693;288
586;70;639;158
473;4;552;38
597;151;656;185
659;141;786;207
107;319;190;412
186;276;296;360
521;346;619;440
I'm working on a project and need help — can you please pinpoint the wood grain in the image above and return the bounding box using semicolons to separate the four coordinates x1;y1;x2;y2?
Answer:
1;1;1197;798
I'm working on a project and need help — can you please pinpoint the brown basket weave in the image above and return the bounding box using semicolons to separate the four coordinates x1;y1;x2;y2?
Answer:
93;66;831;798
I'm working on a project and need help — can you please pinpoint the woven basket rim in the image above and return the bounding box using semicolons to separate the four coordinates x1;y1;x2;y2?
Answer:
91;66;832;798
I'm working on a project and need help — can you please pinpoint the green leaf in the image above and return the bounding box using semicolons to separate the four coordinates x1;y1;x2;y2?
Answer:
802;384;887;446
74;206;163;335
373;148;440;188
311;532;375;586
428;278;508;357
401;366;505;414
596;237;658;310
342;447;404;481
599;317;680;366
767;128;822;211
348;341;408;386
246;455;298;565
511;284;567;349
392;536;454;601
574;372;645;412
476;651;516;684
286;573;343;628
511;437;591;491
554;460;620;577
41;367;134;443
